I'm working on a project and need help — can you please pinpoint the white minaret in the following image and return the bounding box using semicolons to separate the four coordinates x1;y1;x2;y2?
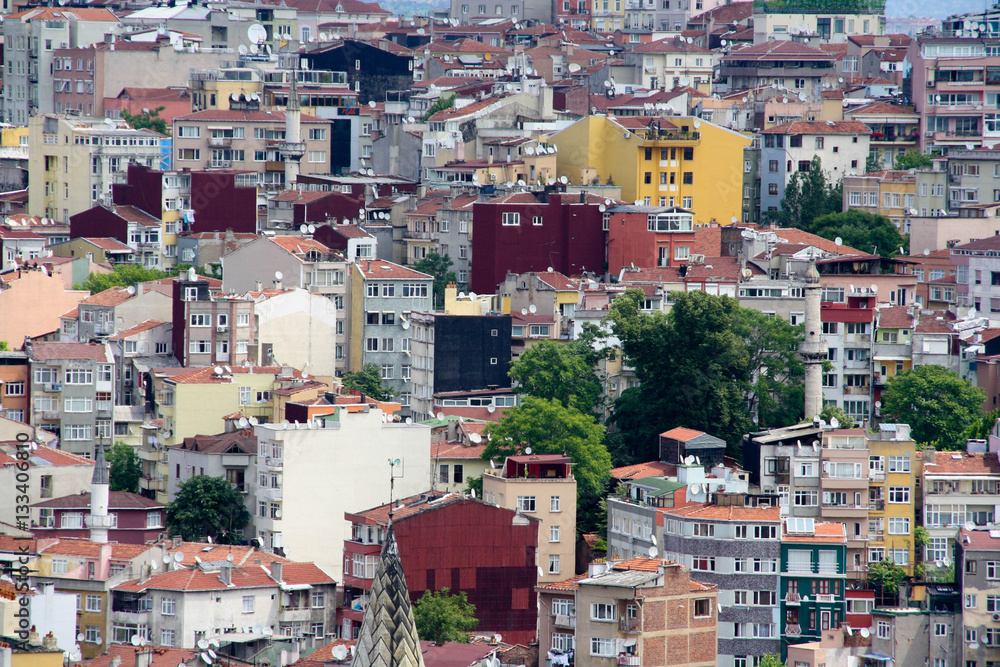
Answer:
86;444;113;544
282;70;305;189
800;258;827;420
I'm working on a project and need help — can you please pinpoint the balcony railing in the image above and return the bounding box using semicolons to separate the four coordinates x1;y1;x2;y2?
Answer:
785;563;841;574
553;614;576;628
618;656;640;666
785;592;800;604
619;618;641;634
785;624;801;636
869;499;885;511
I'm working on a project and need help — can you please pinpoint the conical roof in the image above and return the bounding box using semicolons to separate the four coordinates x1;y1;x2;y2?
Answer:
92;443;109;485
350;523;425;667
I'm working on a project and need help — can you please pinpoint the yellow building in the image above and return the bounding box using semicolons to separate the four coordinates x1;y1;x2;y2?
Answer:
866;425;919;576
483;454;577;584
550;115;751;225
1;126;30;148
590;0;624;32
27;115;164;223
842;170;917;232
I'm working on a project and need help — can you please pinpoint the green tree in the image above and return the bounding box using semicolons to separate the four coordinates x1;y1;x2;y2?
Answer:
773;156;842;230
413;588;478;643
166;475;250;544
868;559;907;595
756;656;786;667
507;340;604;415
412;252;456;309
120;106;168;135
107;443;141;493
865;153;884;174
810;210;906;258
894;150;932;171
819;404;855;428
605;289;804;462
882;365;985;448
965;407;1000;441
422;94;456;121
0;341;9;351
341;363;399;401
75;264;172;293
482;396;611;499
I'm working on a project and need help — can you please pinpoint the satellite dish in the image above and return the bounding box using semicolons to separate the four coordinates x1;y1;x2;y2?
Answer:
77;634;85;642
964;521;976;531
650;533;656;545
647;545;658;557
470;432;482;444
249;43;259;55
529;304;537;314
402;320;410;330
247;23;267;44
369;100;376;109
548;178;556;185
538;565;544;578
274;270;283;281
151;560;158;570
214;366;224;375
834;236;842;246
174;552;184;562
300;224;309;233
487;405;496;414
525;146;535;155
560;176;568;184
198;639;210;650
870;284;878;293
132;636;142;647
238;44;248;55
436;411;445;420
201;652;213;664
830;417;840;429
405;417;413;424
599;204;606;212
521;308;528;315
208;650;217;660
525;447;533;455
860;628;870;638
331;645;349;662
517;179;526;186
307;224;316;234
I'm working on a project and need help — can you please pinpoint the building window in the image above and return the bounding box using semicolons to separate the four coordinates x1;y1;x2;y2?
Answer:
161;629;175;647
550;525;560;542
692;556;716;571
242;595;255;613
86;595;102;612
590;603;616;621
516;496;536;512
550;496;561;512
548;554;560;574
694;598;711;617
501;212;520;226
161;598;176;616
590;637;615;657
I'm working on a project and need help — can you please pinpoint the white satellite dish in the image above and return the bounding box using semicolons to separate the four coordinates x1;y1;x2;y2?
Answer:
174;553;184;562
247;23;267;44
964;521;976;531
405;417;413;424
201;652;213;664
470;432;482;444
300;223;309;233
830;417;839;429
647;545;658;557
560;176;568;184
274;270;283;281
132;636;141;647
650;533;656;545
521;308;528;315
834;236;842;246
599;204;606;212
331;645;349;661
151;560;158;570
307;224;316;234
525;447;532;455
436;412;445;420
525;146;535;155
198;639;210;650
249;43;259;55
529;304;537;314
860;628;870;638
238;44;248;55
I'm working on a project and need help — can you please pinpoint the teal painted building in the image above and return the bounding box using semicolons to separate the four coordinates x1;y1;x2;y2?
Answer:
779;517;848;657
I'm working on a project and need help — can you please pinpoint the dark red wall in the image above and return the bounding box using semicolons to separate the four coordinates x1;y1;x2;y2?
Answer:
299;193;365;226
190;172;257;234
112;164;164;218
470;193;605;294
69;207;128;242
36;508;163;545
392;499;539;646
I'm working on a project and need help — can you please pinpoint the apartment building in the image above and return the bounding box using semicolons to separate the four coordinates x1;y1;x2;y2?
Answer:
340;492;538;644
779;520;848;657
0;442;93;528
623;38;715;92
170;276;256;368
59;283;171;343
111;557;336;647
550;115;750;225
843;102;919;169
751;0;884;44
111;320;174;408
350;259;433;405
921;450;1000;571
865;423;919;577
945;148;1000;208
26;341;115;458
483;455;577;584
166;429;256;501
172;100;333;189
606;205;696;275
657;501;782;667
955;528;1000;667
249;405;430;580
907;16;1000;154
717;42;836;101
842;168;948;226
760;121;871;215
540;558;718;667
28;116;165;223
0;349;30;424
951;235;1000;317
1;7;120;125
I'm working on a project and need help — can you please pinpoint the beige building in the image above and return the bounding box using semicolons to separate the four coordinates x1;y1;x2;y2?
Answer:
171;101;333;190
483;454;577;584
27;115;165;222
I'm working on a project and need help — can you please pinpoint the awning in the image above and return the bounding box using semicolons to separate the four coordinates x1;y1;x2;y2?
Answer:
873;355;909;361
861;654;893;662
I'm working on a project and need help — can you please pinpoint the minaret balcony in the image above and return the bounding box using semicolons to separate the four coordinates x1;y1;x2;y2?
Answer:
278;141;306;157
86;514;118;529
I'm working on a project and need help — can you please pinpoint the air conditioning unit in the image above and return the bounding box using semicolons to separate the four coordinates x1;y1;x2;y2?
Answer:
217;325;229;332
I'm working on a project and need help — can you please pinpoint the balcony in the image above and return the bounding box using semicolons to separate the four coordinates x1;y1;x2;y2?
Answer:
261;457;283;471
784;563;841;575
843;386;870;395
259;486;283;501
785;592;801;605
618;656;640;666
137;447;161;462
553;614;576;628
85;513;118;529
868;532;884;542
139;476;166;492
785;624;801;637
814;594;836;603
619;618;641;634
279;606;312;623
41;411;60;421
210;160;233;169
209;137;232;147
43;383;62;393
869;499;885;511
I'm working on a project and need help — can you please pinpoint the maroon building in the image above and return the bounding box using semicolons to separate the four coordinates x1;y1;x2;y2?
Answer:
340;492;538;645
31;491;166;544
470;189;606;294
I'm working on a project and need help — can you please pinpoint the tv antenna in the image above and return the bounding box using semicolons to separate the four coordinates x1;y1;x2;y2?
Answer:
388;458;403;521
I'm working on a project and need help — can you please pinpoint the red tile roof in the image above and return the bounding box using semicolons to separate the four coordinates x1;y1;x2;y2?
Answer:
166;365;303;385
32;491;165;510
355;258;431;281
116;320;168;339
630;37;712;54
115;560;332;592
431;441;488;460
877;305;913;329
0;444;94;469
79;237;134;252
660;502;782;522
611;461;677;480
38;537;156;560
80;286;135;307
428;95;507;122
660;426;706;441
536;573;588;591
783;521;847;543
84;646;199;667
8;6;117;20
29;342;110;363
762;120;870;135
923;452;1000;476
725;40;833;60
112;205;161;227
534;271;578;291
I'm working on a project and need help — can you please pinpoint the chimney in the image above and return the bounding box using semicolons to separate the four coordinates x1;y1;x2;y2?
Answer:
42;633;58;651
220;565;232;586
923;447;935;464
255;280;263;292
270;561;283;583
171;535;182;548
136;648;154;667
110;656;122;667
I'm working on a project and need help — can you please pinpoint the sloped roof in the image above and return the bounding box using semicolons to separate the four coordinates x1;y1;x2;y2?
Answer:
32;491;164;510
79;237;134;252
178;431;256;455
610;460;677;480
630;37;712;54
114;560;333;592
877;305;913;329
29;342;109;363
84;646;199;667
355;258;431;281
112;205;161;227
762;120;870;135
660;502;782;522
725;40;832;60
269;235;333;255
923;452;1000;476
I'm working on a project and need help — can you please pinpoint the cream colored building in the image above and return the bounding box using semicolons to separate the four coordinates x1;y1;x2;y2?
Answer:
0;267;88;345
483;454;577;584
27;115;165;222
250;406;432;579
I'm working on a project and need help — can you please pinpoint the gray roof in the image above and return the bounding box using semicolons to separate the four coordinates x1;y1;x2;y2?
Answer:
114;405;146;423
579;569;661;588
628;477;685;497
351;525;425;667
